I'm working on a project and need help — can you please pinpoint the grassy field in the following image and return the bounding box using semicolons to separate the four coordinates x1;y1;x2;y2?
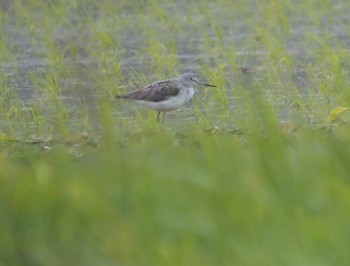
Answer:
1;0;350;265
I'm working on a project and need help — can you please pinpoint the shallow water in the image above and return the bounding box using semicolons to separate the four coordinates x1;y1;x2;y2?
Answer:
1;1;350;135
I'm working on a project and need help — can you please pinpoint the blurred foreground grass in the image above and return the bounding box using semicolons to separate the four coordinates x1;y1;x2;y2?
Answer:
1;0;350;265
1;124;350;265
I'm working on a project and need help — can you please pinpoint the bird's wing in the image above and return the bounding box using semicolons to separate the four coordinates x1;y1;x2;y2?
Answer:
117;80;180;102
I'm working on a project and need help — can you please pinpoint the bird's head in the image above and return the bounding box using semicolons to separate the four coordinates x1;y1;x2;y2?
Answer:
179;73;216;88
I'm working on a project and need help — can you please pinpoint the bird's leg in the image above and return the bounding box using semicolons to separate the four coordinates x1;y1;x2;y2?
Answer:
156;111;167;123
161;112;166;123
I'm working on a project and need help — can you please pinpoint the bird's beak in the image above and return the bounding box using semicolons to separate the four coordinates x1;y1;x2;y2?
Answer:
197;81;216;87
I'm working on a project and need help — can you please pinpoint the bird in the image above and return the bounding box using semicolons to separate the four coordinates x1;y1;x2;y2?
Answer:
116;73;216;123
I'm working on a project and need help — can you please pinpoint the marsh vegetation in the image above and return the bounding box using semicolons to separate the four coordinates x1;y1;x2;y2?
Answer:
1;0;350;265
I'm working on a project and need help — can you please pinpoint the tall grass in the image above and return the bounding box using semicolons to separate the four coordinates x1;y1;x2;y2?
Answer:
1;0;350;265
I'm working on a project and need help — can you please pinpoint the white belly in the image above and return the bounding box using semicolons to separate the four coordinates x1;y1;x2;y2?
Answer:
135;87;195;111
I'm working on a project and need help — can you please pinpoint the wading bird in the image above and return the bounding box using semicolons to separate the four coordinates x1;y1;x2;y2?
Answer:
116;73;216;122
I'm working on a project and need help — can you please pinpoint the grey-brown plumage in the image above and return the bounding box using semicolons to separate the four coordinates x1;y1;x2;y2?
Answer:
116;73;215;122
116;79;180;102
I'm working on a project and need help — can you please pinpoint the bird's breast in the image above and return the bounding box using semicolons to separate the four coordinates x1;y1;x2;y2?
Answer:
180;87;195;102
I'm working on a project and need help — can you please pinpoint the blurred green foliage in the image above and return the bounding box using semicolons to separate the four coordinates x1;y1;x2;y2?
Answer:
1;0;350;265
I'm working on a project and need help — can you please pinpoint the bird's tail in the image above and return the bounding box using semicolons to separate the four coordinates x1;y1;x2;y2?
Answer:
115;95;126;99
